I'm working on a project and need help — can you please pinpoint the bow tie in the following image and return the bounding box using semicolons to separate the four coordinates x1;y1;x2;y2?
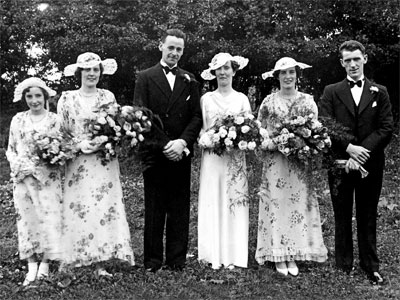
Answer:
163;66;177;75
348;79;362;88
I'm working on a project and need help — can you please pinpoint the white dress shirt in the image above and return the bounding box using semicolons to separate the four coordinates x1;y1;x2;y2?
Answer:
347;75;364;106
160;60;177;90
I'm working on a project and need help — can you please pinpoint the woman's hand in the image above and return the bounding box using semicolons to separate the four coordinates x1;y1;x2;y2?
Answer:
78;140;102;154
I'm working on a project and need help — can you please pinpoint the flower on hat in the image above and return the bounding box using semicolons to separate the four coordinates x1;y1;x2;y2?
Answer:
64;52;118;77
261;57;311;80
201;52;249;80
13;77;57;102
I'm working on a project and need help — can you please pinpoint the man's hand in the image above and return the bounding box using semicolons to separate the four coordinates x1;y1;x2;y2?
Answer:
346;143;370;164
345;158;361;173
163;139;186;161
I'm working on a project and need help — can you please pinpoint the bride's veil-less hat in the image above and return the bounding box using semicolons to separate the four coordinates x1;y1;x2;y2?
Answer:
64;52;118;77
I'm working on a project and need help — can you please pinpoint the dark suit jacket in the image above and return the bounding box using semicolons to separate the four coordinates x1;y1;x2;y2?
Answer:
319;78;393;170
133;63;202;163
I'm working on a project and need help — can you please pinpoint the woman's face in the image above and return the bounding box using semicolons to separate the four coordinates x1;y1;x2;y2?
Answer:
81;65;101;88
278;67;296;89
25;87;46;113
215;61;235;87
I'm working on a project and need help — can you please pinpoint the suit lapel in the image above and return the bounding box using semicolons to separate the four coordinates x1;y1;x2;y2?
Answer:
358;78;374;115
150;63;173;99
167;69;186;111
336;79;356;116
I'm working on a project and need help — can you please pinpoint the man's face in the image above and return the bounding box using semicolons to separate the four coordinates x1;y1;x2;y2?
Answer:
159;35;184;67
340;49;368;81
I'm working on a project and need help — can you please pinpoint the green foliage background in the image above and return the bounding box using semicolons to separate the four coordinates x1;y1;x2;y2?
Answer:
1;0;399;148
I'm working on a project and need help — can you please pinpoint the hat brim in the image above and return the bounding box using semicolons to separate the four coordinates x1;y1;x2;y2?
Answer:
13;77;57;102
261;62;311;80
64;58;118;77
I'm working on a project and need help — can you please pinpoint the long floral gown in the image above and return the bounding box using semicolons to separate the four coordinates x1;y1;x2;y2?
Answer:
57;89;134;267
197;90;251;269
6;111;63;260
255;92;328;264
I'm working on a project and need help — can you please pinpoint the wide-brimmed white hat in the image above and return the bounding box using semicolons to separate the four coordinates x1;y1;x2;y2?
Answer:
261;57;311;80
13;77;56;102
64;52;118;77
201;53;249;80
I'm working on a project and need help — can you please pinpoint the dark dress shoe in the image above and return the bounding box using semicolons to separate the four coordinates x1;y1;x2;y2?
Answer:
163;264;185;271
145;265;161;273
368;272;384;285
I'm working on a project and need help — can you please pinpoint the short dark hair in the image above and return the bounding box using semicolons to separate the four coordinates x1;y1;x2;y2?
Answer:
22;86;50;101
74;64;104;85
272;66;301;79
339;40;366;57
161;28;186;43
210;60;240;76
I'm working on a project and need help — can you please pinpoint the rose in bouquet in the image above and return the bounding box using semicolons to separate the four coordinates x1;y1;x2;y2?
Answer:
119;105;152;147
31;130;76;167
84;102;123;165
199;112;268;155
269;114;332;165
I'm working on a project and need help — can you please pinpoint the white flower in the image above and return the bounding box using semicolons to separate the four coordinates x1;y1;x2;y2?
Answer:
199;133;213;148
135;110;143;119
241;125;250;134
106;116;116;127
255;120;262;127
97;117;107;125
105;143;112;150
227;130;237;139
246;114;255;120
99;111;108;118
218;127;228;138
234;116;245;125
183;74;191;82
212;133;220;143
247;141;257;150
123;122;132;131
238;140;248;150
370;86;379;93
259;127;269;138
224;138;233;146
130;138;138;147
138;134;144;142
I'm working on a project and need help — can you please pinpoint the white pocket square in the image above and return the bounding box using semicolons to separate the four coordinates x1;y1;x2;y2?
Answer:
372;101;377;107
186;95;191;101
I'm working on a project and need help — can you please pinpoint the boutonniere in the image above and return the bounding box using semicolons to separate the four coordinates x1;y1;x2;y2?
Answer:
182;73;191;83
370;86;379;93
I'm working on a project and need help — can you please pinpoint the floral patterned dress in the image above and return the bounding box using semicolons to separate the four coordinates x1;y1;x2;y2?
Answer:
255;92;327;264
6;111;63;260
57;89;134;267
197;91;251;269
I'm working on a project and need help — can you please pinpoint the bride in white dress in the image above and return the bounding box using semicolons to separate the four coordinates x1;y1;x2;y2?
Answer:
197;53;251;269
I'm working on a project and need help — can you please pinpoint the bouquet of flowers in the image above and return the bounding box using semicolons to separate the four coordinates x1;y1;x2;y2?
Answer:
267;114;332;165
31;130;76;167
199;112;268;155
119;105;152;147
84;102;123;165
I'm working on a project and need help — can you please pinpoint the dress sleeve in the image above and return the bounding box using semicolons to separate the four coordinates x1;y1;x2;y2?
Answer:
5;116;19;173
257;95;271;126
242;94;252;114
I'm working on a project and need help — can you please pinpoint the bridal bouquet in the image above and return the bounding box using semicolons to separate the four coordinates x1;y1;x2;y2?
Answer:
85;102;123;165
199;112;268;155
269;114;332;165
119;105;152;147
31;130;76;167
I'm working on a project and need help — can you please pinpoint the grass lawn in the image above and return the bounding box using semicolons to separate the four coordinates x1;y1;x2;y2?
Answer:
0;135;399;300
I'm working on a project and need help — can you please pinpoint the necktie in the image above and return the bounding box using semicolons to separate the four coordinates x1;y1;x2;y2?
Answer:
163;66;177;75
348;80;362;88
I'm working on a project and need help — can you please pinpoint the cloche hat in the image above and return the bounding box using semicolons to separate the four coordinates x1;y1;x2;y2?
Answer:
261;57;311;80
13;77;56;102
201;53;249;80
64;52;118;77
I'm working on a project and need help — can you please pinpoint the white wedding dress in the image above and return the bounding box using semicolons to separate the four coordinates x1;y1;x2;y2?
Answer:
197;90;251;269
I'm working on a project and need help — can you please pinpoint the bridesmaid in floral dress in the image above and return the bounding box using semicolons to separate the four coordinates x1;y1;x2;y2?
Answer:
57;53;134;286
256;57;328;276
6;77;63;286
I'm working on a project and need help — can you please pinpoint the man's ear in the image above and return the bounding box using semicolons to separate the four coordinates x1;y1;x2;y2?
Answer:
159;42;163;51
363;54;368;64
340;59;345;68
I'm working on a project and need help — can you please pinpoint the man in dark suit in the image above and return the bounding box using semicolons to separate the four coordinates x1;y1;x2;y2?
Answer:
133;28;202;272
320;40;393;284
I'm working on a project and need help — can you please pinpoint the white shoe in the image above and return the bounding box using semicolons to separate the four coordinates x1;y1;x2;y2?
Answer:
23;262;38;286
275;262;288;276
287;261;299;276
37;262;49;280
